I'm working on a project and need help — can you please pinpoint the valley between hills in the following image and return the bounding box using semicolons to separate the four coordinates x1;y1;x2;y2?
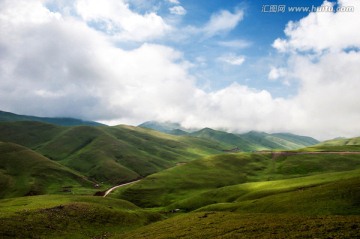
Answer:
0;110;359;238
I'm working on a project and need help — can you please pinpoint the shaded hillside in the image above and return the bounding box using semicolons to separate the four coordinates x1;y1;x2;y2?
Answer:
0;142;93;198
0;110;104;126
0;122;224;185
0;195;161;238
118;212;360;239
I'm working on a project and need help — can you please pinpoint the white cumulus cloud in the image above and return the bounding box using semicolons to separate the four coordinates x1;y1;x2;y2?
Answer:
270;0;360;139
268;67;287;81
218;54;245;65
169;6;186;16
273;0;360;53
203;9;244;37
75;0;171;41
167;0;180;4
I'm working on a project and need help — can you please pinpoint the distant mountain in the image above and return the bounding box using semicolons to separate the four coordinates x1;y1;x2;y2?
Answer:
191;128;319;151
0;110;104;126
241;131;319;150
271;133;320;146
138;121;193;134
190;128;254;151
138;121;319;151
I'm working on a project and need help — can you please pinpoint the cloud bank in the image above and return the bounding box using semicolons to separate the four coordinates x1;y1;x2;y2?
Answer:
0;0;359;140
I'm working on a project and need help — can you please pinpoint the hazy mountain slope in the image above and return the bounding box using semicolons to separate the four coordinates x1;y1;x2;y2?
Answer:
190;128;319;151
0;122;224;184
190;128;255;151
271;132;319;146
0;110;104;126
0;142;92;198
240;131;286;150
138;121;190;134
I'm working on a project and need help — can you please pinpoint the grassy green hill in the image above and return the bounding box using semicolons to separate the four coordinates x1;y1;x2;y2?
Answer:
1;135;359;238
0;110;104;126
0;116;358;238
117;212;360;239
112;150;360;239
317;136;360;146
0;142;93;198
300;136;360;152
0;121;224;185
172;169;360;213
113;151;360;208
0;195;161;239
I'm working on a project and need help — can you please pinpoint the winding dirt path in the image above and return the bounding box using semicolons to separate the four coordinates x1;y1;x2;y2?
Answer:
103;180;141;197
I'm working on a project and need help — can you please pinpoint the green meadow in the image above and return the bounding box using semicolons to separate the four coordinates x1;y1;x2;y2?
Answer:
0;119;359;238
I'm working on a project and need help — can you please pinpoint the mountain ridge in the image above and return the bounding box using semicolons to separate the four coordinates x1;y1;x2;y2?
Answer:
139;121;319;151
0;110;104;126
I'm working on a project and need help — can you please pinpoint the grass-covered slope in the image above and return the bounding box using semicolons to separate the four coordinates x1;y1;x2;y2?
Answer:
0;110;104;126
0;121;224;185
0;195;161;239
318;136;360;146
0;142;93;198
118;212;360;239
172;169;360;213
114;151;360;208
301;136;360;152
115;159;360;239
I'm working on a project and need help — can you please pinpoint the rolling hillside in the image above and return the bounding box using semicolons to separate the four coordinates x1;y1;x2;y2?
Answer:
113;150;360;208
0;195;161;239
0;110;104;126
0;142;93;198
0;121;225;185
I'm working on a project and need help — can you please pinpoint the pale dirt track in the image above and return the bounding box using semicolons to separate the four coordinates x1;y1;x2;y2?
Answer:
103;180;141;197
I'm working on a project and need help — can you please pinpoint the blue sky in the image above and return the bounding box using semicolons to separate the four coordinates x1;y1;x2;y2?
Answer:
0;0;359;139
126;0;327;95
